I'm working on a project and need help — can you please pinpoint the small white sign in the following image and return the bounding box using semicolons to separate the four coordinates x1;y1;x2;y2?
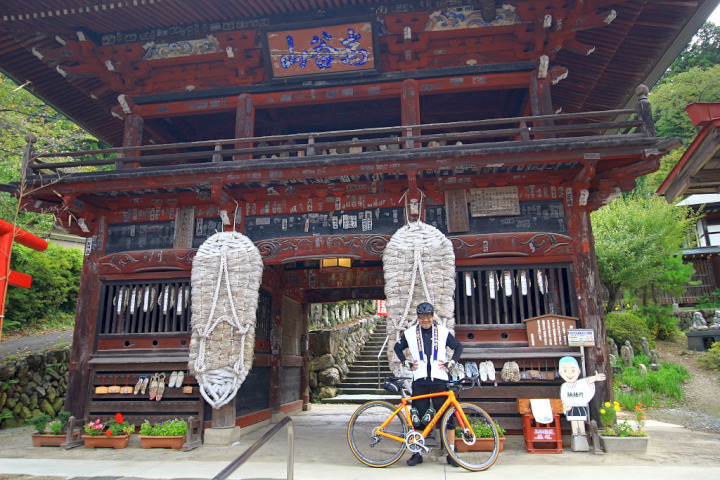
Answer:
567;328;595;346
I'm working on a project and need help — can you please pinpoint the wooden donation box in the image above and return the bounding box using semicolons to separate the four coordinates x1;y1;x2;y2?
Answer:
523;314;578;347
517;399;563;454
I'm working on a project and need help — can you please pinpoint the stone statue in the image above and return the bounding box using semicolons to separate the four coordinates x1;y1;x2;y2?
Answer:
650;349;659;371
690;311;709;331
639;363;648;375
709;310;720;330
624;340;635;359
620;345;633;367
609;338;619;358
641;337;651;357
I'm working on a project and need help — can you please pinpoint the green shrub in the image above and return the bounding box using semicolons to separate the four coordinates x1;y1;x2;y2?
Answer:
28;413;51;434
636;304;677;340
696;289;720;309
4;243;82;332
699;342;720;371
606;311;653;350
139;418;187;436
613;358;689;409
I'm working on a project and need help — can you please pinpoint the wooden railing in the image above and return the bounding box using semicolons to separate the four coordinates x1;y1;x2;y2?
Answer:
22;108;649;176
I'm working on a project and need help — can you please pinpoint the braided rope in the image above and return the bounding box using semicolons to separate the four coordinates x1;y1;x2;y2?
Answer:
189;231;263;409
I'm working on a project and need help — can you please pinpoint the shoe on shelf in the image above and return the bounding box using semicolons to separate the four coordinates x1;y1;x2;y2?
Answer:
155;372;166;401
148;374;159;400
140;376;149;395
486;361;496;382
447;454;460;467
133;376;146;395
407;453;423;466
479;361;488;382
175;371;184;388
421;407;436;425
168;371;178;388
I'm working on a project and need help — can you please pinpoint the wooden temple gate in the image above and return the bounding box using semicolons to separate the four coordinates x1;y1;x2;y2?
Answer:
2;0;708;435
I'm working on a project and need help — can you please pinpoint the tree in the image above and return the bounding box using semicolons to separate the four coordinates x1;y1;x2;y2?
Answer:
665;22;720;78
591;190;700;313
0;73;103;235
650;64;720;143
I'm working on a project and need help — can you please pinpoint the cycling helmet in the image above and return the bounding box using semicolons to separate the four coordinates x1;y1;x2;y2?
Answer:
416;302;434;315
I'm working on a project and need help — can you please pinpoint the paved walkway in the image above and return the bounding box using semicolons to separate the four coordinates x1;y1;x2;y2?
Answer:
1;404;719;480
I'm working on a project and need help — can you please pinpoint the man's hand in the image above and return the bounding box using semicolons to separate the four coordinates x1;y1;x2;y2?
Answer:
404;360;418;371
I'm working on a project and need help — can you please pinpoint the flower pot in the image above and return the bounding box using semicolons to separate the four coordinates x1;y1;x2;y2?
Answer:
32;432;79;447
599;435;649;453
140;435;186;449
455;437;504;452
82;434;131;449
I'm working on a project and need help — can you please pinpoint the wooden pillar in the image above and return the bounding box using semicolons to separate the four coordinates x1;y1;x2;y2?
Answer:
268;266;284;413
116;95;143;169
234;93;254;160
567;205;612;416
401;78;420;148
65;217;104;417
300;301;311;409
211;403;236;428
529;75;554;139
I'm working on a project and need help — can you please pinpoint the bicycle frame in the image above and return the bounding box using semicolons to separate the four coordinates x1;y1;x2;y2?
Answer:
374;389;473;444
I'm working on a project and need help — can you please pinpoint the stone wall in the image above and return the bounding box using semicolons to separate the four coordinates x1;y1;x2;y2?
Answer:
0;347;70;429
677;308;719;330
308;316;378;402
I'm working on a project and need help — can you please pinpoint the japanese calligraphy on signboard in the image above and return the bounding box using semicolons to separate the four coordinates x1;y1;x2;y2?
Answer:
523;314;578;347
266;22;375;78
469;186;520;217
444;189;470;233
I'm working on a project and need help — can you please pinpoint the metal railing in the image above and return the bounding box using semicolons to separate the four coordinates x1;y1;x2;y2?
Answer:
377;334;390;388
212;416;294;480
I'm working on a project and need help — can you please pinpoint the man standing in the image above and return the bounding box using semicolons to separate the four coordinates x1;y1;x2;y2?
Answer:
393;302;463;466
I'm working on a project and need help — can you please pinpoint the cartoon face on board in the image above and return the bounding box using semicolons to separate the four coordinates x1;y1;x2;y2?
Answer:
558;359;580;383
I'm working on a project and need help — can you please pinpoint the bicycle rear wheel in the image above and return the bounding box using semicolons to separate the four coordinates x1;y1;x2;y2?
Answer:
441;403;499;471
347;400;408;467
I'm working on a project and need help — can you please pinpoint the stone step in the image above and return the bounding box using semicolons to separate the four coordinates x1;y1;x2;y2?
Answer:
321;393;402;404
338;386;390;395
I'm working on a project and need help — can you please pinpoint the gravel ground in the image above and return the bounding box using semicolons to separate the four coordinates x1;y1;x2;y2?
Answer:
643;336;720;433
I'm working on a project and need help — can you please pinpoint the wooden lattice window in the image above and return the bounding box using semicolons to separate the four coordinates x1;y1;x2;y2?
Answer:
455;264;577;325
98;279;191;335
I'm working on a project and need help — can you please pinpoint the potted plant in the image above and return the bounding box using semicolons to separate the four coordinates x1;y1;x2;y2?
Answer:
29;411;76;447
598;401;650;453
82;413;134;449
454;420;506;452
138;418;188;449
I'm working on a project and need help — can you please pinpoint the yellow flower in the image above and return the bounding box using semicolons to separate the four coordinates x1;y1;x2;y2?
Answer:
600;409;606;414
604;402;611;408
614;405;621;412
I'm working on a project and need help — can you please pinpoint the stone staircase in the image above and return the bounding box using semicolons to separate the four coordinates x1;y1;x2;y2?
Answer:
323;320;400;404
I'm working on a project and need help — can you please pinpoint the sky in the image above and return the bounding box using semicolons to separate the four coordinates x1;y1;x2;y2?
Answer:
710;4;720;24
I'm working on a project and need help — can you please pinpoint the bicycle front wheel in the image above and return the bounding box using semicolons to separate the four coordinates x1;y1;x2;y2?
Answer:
441;403;499;471
347;400;408;467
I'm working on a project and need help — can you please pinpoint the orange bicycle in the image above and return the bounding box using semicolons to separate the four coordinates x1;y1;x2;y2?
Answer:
346;370;499;471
